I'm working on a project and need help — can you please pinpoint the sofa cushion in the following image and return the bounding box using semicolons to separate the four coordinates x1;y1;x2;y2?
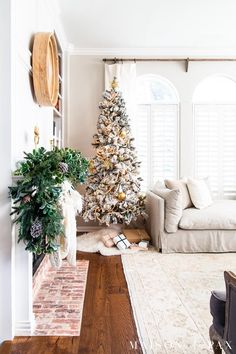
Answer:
152;180;166;190
210;290;226;337
151;188;182;233
187;178;212;209
179;200;236;230
165;179;193;209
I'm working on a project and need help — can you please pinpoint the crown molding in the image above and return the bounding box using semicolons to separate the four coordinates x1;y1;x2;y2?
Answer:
67;46;236;57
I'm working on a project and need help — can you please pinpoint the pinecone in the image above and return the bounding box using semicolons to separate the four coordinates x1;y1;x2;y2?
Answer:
30;219;43;238
59;162;68;174
23;195;31;203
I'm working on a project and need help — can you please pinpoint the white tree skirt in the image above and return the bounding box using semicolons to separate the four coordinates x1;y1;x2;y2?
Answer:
76;229;140;256
122;251;236;354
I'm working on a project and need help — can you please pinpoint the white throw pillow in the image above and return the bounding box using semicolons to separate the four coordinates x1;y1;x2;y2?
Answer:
152;188;182;233
165;179;193;209
151;180;166;192
187;178;212;209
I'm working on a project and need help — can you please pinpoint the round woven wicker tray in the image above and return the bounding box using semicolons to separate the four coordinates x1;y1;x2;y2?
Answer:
32;32;59;107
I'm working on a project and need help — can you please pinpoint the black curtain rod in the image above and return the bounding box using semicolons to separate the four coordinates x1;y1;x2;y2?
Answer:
103;57;236;62
103;57;236;72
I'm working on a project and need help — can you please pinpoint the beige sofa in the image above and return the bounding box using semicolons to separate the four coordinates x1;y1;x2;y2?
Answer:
146;191;236;253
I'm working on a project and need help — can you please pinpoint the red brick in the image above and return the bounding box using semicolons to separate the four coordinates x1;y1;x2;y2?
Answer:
33;260;89;336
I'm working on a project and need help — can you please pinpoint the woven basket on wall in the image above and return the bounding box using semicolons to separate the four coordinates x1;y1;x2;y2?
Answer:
32;32;59;107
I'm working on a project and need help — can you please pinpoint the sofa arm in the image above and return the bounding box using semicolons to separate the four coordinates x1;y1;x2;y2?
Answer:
145;191;165;250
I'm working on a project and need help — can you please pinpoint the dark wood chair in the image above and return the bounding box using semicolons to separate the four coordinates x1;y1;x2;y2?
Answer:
210;271;236;354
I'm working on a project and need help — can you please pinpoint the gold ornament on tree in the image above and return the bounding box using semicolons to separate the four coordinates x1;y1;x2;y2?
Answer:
89;160;96;174
119;130;126;139
117;191;126;201
117;185;126;201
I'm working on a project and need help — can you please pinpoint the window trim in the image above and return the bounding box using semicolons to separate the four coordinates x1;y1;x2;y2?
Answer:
136;74;180;105
192;74;236;104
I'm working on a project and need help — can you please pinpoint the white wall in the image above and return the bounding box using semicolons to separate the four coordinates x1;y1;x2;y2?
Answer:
0;0;67;342
67;56;104;157
68;55;236;178
0;0;14;342
12;0;66;167
13;0;67;337
58;0;236;50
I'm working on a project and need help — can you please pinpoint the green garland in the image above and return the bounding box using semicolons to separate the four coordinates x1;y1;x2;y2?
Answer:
9;147;88;255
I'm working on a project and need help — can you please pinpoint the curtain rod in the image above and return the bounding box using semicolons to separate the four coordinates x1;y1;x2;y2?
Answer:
103;57;236;72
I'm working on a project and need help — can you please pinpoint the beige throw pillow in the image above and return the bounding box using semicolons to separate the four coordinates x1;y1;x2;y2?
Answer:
152;188;182;233
187;178;212;209
165;179;193;209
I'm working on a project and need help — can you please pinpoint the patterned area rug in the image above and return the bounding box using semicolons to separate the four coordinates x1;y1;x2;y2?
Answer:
122;251;236;354
33;260;89;336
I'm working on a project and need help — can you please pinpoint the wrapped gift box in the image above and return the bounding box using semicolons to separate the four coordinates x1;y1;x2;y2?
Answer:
101;229;118;248
102;235;115;248
123;229;151;244
113;234;131;250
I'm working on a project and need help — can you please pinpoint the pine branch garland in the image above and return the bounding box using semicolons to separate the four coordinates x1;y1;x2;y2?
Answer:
9;147;88;254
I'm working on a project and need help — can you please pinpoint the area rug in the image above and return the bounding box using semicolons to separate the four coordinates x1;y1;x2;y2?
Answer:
33;259;89;336
77;229;140;256
122;251;236;354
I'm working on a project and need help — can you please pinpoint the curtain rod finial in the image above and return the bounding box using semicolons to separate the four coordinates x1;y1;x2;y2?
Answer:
185;57;190;72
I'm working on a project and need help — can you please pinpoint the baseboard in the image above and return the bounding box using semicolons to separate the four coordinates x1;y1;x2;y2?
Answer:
77;226;103;233
15;316;35;336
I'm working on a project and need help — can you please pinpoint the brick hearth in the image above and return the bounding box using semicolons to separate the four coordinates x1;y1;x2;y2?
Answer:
33;259;89;336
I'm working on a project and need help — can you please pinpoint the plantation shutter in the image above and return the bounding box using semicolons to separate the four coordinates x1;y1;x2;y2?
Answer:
133;104;178;190
194;104;236;198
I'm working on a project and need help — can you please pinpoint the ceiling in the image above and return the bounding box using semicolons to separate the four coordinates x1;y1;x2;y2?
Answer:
57;0;236;51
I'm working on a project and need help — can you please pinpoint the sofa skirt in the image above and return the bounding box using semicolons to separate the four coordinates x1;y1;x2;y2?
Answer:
161;229;236;253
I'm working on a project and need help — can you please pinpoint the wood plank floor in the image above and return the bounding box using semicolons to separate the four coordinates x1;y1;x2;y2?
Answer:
0;252;142;354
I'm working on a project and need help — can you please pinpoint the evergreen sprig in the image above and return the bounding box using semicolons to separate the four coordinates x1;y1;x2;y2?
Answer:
9;147;88;254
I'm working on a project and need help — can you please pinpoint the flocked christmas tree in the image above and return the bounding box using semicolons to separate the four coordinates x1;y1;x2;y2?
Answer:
83;77;146;226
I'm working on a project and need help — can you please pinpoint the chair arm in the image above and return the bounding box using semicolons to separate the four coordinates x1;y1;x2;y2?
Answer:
210;290;226;338
224;271;236;351
145;191;165;250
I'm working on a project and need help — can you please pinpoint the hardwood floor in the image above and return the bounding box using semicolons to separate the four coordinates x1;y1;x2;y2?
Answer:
0;337;80;354
0;252;142;354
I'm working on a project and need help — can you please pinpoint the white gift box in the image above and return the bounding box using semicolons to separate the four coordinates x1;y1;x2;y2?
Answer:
138;240;149;248
113;234;131;250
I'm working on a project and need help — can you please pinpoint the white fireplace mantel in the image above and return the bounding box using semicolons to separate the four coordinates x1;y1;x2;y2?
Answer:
11;176;35;336
14;236;34;335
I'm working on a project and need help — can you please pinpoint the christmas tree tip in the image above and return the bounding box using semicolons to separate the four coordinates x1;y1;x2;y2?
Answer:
111;77;119;90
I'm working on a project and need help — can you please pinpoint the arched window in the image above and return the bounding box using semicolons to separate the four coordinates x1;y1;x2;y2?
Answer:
133;75;179;190
193;75;236;198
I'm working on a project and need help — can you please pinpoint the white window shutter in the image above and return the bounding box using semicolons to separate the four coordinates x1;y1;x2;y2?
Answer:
194;104;236;198
133;104;178;190
150;104;178;186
